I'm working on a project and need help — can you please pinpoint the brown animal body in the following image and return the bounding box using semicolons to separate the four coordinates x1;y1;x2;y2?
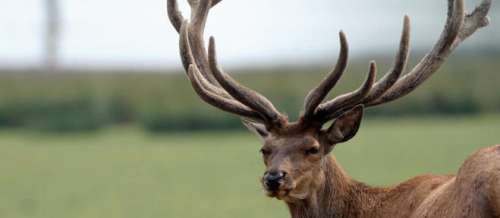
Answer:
165;0;497;217
284;146;500;218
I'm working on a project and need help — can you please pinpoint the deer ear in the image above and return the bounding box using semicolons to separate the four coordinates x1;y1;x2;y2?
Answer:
325;105;364;144
242;120;269;139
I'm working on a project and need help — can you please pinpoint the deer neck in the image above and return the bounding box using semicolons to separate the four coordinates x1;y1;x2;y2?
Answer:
286;156;378;218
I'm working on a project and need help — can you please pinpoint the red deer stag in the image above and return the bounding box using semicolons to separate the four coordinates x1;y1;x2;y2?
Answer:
166;0;498;217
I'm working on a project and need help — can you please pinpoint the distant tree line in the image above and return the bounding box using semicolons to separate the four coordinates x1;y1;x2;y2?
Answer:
0;56;498;133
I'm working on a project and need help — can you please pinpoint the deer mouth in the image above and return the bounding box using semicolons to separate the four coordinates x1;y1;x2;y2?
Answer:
262;179;295;199
265;186;311;202
265;187;294;199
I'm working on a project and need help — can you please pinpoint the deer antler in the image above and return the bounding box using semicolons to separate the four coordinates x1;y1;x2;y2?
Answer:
303;0;491;125
368;0;491;106
303;32;349;119
167;0;491;130
302;16;410;122
168;0;287;129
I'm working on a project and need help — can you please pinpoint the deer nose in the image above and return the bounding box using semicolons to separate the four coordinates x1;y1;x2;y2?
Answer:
264;170;286;191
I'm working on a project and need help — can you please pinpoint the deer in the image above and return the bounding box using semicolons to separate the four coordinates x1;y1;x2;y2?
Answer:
166;0;498;217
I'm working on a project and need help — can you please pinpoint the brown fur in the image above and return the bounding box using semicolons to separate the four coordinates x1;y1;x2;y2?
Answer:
265;144;500;218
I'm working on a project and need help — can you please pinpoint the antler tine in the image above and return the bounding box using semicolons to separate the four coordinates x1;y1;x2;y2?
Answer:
452;0;491;49
180;21;265;123
187;65;265;123
315;62;377;121
362;16;411;104
186;0;220;85
170;0;234;99
212;0;222;6
167;0;221;33
179;21;232;99
303;32;349;119
309;17;408;122
179;20;193;70
167;0;221;85
366;0;490;106
167;0;184;33
208;37;286;127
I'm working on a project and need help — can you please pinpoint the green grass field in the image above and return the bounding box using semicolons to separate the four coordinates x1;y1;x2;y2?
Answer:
0;116;499;218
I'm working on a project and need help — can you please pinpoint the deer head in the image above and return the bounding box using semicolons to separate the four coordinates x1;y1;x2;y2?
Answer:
166;0;491;203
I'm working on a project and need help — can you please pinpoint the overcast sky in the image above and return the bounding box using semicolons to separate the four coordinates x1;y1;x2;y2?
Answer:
0;0;498;69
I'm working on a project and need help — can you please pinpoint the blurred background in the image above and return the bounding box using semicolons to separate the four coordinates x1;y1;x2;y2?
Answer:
0;0;498;217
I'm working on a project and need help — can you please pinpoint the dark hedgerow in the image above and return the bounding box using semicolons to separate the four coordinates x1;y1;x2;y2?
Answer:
0;54;498;133
140;107;242;133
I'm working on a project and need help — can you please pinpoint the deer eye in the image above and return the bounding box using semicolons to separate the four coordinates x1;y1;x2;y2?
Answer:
260;148;272;156
305;147;320;155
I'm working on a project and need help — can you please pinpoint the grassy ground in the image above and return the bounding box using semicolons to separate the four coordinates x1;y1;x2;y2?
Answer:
0;116;498;218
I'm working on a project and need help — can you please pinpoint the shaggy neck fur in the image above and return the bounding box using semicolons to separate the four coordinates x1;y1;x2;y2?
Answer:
286;156;385;218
